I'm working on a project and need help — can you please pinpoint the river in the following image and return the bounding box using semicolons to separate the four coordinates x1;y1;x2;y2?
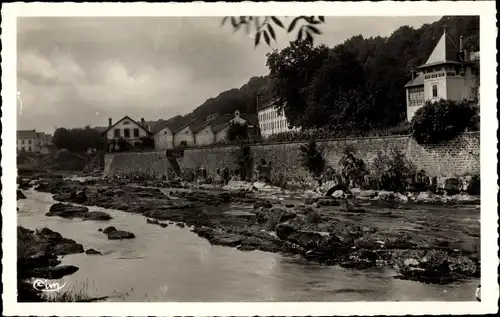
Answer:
17;189;479;301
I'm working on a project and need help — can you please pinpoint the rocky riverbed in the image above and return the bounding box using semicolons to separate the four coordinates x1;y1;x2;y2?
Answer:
18;173;480;286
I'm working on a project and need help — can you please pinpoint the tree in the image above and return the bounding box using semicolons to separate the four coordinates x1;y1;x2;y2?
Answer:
222;16;326;47
53;127;106;153
266;40;330;128
227;122;249;143
299;139;326;185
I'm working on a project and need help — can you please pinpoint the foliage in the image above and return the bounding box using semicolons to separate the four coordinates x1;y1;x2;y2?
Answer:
338;146;369;188
236;144;253;181
138;136;155;149
222;16;325;47
227;122;249;143
53;126;106;153
299;139;326;184
411;99;477;144
467;174;480;195
372;148;416;192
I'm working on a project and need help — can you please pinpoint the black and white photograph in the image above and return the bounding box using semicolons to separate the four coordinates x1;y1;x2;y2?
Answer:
1;1;498;316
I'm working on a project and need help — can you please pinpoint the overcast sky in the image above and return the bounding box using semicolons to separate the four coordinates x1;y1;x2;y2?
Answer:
17;16;440;133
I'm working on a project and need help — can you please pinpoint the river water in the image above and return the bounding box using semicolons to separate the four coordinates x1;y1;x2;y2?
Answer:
17;189;479;301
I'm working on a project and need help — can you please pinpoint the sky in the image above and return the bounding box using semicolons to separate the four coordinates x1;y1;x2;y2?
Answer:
17;16;440;133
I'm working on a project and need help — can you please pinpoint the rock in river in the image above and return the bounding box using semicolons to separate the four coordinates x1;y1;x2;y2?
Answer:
46;203;89;219
17;190;27;200
82;211;113;221
102;226;117;234
107;230;135;240
85;248;103;255
32;265;79;280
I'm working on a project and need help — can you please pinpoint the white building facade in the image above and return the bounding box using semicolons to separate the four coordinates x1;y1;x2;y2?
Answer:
257;99;297;138
405;31;479;121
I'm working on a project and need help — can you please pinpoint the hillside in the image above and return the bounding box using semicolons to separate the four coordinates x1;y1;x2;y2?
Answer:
164;15;479;130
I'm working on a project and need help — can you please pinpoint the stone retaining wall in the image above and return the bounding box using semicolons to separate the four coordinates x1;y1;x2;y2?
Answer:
104;133;480;180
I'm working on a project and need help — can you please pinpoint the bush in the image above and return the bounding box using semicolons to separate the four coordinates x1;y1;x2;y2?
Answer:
299;139;326;185
372;147;416;192
411;99;477;144
467;174;480;195
338;145;368;188
236;144;253;181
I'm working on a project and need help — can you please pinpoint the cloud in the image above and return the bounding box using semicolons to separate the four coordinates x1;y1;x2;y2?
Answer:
17;16;440;133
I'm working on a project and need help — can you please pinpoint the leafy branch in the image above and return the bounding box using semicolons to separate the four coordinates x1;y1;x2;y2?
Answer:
221;16;325;47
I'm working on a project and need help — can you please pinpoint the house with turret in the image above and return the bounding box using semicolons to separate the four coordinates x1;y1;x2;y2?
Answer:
405;31;480;121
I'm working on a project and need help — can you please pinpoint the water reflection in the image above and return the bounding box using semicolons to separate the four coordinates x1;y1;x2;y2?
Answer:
17;190;478;301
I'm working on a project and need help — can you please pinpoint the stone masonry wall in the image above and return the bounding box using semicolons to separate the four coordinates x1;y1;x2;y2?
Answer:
104;133;480;180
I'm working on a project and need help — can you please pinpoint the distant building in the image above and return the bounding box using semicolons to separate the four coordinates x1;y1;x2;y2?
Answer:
405;31;480;121
173;124;195;147
102;116;152;151
152;122;175;150
257;99;297;138
17;130;53;153
193;123;215;146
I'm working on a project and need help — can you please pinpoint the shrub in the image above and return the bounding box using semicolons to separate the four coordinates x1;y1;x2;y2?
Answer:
467;174;480;195
372;147;416;192
299;139;326;185
338;145;368;188
236;144;253;181
227;123;249;143
411;99;477;144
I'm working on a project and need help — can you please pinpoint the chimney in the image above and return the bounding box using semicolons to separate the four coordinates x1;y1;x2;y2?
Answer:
141;118;145;124
411;70;415;80
108;118;112;127
459;36;464;51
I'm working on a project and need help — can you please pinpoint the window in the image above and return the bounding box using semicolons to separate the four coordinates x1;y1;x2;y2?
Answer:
114;129;120;138
22;140;25;144
432;84;438;98
28;146;32;152
124;128;130;138
123;121;130;125
28;139;32;144
133;128;140;138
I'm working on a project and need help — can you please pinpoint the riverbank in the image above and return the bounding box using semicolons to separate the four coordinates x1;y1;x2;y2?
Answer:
17;172;480;287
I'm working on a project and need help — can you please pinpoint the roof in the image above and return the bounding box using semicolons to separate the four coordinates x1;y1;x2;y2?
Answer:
258;98;277;111
101;116;152;136
17;130;38;139
404;73;425;88
212;123;229;133
239;113;258;126
417;31;461;69
192;121;213;134
149;120;174;135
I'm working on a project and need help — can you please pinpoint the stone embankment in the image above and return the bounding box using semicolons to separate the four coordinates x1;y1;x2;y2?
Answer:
18;171;480;286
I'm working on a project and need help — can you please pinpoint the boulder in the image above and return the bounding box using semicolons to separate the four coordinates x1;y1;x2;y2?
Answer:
444;178;461;195
107;230;135;240
325;184;349;197
102;226;117;234
52;239;85;255
47;203;89;219
31;265;79;279
17;190;27;200
85;248;102;255
253;200;273;209
82;211;113;221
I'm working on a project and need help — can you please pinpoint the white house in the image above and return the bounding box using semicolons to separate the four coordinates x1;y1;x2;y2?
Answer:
173;124;195;147
153;122;174;150
257;99;297;138
193;123;215;146
213;123;230;143
405;31;479;121
102;116;152;151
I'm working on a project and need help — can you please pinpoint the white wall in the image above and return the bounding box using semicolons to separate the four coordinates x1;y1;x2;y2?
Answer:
229;110;247;125
154;126;174;150
173;126;195;147
106;117;149;144
17;138;39;152
258;105;297;138
214;126;229;143
194;126;215;146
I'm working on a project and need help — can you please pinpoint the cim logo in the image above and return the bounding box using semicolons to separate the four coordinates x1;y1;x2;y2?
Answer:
33;279;66;292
